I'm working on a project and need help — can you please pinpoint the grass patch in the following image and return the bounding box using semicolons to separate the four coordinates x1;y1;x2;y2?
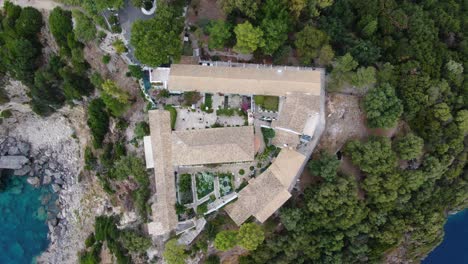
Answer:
196;172;215;198
164;105;177;129
218;173;234;196
254;95;279;111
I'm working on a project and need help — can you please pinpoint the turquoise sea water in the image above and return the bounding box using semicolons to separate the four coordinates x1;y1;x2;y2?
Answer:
0;173;56;264
423;209;468;264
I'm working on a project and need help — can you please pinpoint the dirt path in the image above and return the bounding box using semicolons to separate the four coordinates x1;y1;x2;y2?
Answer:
9;0;62;10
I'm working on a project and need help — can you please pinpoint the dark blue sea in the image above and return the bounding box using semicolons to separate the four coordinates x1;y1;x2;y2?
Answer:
423;209;468;264
0;173;57;264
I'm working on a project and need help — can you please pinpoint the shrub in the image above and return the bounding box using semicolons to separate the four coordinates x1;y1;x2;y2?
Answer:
112;39;127;54
85;233;96;248
1;110;12;118
197;202;208;215
261;127;275;144
239;169;245;175
128;65;143;79
120;230;152;253
249;166;254;171
102;54;111;64
134;121;150;139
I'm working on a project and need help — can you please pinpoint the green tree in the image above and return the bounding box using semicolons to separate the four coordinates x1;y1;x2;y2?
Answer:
221;0;259;19
393;133;424;160
120;231;152;253
260;0;290;55
128;65;143;79
345;137;397;175
134;121;149;139
237;223;264;251
87;98;109;148
15;7;43;37
363;83;403;128
317;45;335;66
72;10;96;42
1;38;39;84
101;80;130;116
454;110;468;133
214;230;238;251
207;20;232;50
350;66;376;89
328;53;358;91
163;239;187;264
308;151;340;182
432;103;452;122
295;26;329;65
288;0;307;18
48;7;73;51
131;4;183;66
233;21;264;54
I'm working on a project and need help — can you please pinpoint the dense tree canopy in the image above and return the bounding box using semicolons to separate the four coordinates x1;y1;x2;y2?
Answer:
131;3;183;66
308;151;340;182
295;26;329;65
393;133;424;160
363;83;403;128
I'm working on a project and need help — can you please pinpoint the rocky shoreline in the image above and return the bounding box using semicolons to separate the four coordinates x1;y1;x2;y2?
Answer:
0;136;74;249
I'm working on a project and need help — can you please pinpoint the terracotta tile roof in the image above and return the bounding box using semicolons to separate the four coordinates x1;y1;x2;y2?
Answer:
225;149;307;225
168;64;322;96
147;110;178;236
172;126;255;166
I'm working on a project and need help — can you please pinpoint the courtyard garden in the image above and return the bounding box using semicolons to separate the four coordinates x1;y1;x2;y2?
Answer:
196;172;215;198
177;173;193;204
254;95;279;111
218;173;234;196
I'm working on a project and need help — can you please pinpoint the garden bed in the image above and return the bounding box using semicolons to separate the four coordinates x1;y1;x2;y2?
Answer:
178;173;193;204
196;172;215;198
218;173;234;196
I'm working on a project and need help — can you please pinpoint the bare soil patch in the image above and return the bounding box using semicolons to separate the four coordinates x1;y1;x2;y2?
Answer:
317;93;368;153
186;0;226;24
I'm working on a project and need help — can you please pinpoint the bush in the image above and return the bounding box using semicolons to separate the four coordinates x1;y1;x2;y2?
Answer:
85;233;96;248
1;110;12;118
112;39;127;54
197;202;208;215
261;127;275;144
102;54;111;64
84;146;97;171
239;169;245;175
134;121;150;139
128;65;143;79
120;230;152;253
